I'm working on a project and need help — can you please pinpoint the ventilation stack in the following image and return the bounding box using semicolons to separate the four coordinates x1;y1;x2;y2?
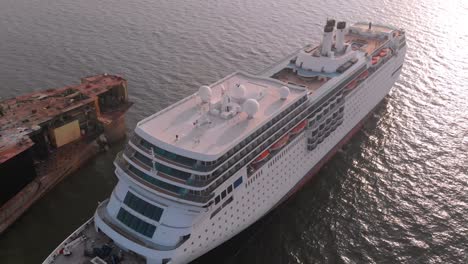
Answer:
336;21;346;52
321;19;336;57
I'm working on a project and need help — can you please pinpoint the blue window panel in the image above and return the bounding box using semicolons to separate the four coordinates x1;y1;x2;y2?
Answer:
117;208;156;238
233;177;243;188
123;192;164;222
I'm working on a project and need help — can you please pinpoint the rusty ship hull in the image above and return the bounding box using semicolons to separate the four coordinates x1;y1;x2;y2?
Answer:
0;74;132;234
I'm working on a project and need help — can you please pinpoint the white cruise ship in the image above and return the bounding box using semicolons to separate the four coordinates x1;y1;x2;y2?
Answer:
44;20;407;264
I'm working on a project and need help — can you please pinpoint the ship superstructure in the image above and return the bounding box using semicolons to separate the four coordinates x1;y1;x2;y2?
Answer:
44;20;406;264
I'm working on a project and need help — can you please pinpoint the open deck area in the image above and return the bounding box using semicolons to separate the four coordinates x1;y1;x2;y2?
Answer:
272;68;328;92
137;72;307;161
44;218;146;264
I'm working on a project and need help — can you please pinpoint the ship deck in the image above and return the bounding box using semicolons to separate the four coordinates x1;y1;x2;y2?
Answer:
44;218;145;264
272;68;328;92
137;72;307;161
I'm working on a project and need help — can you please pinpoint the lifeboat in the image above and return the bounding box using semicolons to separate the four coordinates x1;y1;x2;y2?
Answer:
252;150;270;164
270;134;289;151
371;56;380;65
345;80;358;90
379;48;388;57
290;120;308;135
357;70;369;81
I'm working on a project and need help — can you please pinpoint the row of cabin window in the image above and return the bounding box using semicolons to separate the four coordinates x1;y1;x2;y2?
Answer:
117;208;156;238
310;109;344;135
210;196;234;219
248;170;263;180
307;91;344;123
247;170;263;186
266;132;303;169
213;176;243;206
310;106;345;130
307;114;344;148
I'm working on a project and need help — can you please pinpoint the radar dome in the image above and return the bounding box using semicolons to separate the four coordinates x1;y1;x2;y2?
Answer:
279;86;290;100
198;85;212;103
243;98;259;119
232;84;246;99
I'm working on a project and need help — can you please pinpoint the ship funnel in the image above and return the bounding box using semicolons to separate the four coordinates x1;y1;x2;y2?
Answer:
326;19;336;27
336;21;346;52
321;23;334;57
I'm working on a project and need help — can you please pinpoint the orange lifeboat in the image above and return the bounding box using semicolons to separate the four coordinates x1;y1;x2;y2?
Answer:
345;80;358;90
252;150;270;164
270;134;289;151
379;48;388;57
358;70;369;80
290;120;308;135
371;56;380;65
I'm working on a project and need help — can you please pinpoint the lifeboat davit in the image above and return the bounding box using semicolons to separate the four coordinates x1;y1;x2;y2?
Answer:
345;80;358;90
252;150;270;164
270;134;289;151
290;120;308;135
358;70;369;80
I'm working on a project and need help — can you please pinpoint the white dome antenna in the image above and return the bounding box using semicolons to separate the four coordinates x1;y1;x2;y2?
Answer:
243;98;259;119
232;83;246;100
279;86;290;100
198;85;212;103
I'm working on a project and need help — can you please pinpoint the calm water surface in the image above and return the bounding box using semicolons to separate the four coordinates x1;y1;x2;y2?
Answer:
0;0;467;263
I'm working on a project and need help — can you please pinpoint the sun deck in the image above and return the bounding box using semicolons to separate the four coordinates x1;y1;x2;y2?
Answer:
272;68;327;91
346;33;387;56
347;22;399;56
136;72;307;161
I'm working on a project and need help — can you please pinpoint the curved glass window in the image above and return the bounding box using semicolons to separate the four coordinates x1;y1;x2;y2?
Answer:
117;208;156;238
124;192;163;222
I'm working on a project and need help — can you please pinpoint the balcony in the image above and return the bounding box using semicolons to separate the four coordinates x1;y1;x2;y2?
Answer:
130;136;200;170
124;147;192;185
115;153;213;205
